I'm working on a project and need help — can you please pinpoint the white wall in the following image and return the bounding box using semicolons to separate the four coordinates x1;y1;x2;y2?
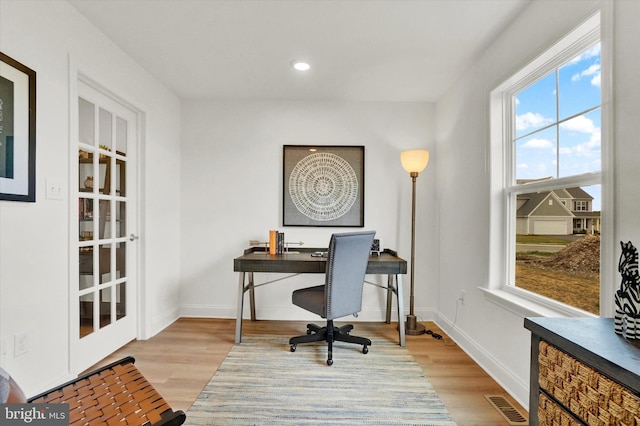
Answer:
180;100;437;322
0;0;182;395
434;0;640;409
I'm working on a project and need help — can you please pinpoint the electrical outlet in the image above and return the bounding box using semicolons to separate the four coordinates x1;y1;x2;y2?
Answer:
459;290;466;305
14;332;29;357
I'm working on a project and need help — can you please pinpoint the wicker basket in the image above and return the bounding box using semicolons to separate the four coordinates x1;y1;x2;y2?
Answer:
538;340;640;425
539;392;582;426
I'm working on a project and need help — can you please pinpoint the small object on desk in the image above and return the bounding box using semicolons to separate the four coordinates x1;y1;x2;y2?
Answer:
370;238;383;256
311;251;327;257
269;230;277;254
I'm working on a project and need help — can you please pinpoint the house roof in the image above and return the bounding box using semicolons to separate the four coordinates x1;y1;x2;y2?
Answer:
517;191;574;217
564;187;594;200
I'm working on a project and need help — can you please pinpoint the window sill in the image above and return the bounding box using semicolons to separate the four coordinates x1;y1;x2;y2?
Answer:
479;287;597;319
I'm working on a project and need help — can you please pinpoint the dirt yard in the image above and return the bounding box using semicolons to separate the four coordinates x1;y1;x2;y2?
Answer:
516;235;600;314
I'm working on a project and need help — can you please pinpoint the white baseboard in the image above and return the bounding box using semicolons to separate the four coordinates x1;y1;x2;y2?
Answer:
434;312;529;411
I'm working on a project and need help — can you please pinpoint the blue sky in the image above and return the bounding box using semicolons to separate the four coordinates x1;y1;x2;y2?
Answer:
514;43;601;210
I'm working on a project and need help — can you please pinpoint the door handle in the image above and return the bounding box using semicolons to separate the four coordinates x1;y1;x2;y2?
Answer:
129;233;139;241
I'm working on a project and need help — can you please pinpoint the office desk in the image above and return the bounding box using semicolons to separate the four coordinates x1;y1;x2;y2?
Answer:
233;247;407;346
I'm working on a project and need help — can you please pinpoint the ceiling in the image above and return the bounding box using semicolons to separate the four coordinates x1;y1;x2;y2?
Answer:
68;0;530;102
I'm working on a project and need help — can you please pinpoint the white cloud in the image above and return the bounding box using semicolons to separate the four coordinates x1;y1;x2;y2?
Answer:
559;122;601;158
571;64;601;87
516;112;553;131
522;138;553;149
560;115;597;133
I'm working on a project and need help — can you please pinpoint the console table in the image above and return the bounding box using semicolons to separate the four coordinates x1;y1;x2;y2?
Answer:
233;247;407;346
525;317;640;425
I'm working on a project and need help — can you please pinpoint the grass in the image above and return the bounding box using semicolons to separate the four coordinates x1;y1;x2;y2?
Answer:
515;263;599;314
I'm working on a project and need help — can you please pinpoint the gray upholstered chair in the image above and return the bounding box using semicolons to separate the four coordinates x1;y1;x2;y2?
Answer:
289;230;375;365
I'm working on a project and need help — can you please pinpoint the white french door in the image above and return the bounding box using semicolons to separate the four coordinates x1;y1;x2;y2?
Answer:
74;80;138;372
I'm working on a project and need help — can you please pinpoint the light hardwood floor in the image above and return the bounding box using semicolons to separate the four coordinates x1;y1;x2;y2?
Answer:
93;318;528;425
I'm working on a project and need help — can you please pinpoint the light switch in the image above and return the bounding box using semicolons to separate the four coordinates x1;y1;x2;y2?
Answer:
46;178;64;200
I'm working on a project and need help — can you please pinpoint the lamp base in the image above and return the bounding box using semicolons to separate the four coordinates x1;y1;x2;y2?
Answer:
405;314;425;335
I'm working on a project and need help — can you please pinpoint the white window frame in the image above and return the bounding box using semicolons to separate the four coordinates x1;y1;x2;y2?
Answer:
485;10;614;318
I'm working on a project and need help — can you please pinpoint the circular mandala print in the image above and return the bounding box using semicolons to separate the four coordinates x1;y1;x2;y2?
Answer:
289;153;359;221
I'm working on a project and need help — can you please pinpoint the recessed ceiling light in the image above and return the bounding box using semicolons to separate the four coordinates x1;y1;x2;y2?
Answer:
291;61;311;71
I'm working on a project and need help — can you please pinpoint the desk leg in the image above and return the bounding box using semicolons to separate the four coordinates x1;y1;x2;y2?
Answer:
249;272;256;321
235;272;246;344
396;274;406;347
385;275;393;324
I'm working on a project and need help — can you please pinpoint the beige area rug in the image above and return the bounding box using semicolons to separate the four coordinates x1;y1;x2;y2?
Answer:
185;336;457;425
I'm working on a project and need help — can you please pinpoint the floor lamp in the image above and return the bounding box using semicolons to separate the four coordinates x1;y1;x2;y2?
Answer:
400;149;430;335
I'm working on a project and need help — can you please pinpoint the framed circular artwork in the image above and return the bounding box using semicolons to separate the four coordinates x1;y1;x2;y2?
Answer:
283;145;364;227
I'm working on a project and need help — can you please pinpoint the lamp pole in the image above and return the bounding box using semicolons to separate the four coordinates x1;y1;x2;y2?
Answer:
401;149;429;336
405;171;425;335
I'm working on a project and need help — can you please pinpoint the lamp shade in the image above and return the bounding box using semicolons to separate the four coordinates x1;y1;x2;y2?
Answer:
401;149;430;173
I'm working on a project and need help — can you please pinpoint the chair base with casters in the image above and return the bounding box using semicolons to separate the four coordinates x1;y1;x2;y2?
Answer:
290;319;371;366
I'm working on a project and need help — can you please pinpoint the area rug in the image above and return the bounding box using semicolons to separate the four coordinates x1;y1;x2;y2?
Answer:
185;336;457;425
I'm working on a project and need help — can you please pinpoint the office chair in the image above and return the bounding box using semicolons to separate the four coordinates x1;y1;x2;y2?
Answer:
289;230;375;365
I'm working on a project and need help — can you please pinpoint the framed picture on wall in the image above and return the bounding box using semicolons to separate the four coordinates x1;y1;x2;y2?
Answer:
0;52;36;202
283;145;364;227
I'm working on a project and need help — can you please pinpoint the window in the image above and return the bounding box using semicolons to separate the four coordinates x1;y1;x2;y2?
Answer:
574;200;589;211
490;12;603;316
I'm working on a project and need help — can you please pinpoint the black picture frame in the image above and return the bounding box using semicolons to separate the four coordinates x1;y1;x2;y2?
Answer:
283;145;364;227
0;52;36;202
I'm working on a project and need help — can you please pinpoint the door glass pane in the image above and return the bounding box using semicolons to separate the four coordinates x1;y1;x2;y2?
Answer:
79;197;94;241
79;249;93;290
99;244;111;284
116;116;127;156
115;160;125;196
99;108;113;152
98;156;111;195
100;288;111;329
116;201;126;238
116;282;126;321
116;242;126;278
79;150;94;192
79;293;94;338
78;98;95;145
98;200;110;239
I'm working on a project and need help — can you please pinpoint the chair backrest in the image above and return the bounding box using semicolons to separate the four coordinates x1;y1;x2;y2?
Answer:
324;231;376;320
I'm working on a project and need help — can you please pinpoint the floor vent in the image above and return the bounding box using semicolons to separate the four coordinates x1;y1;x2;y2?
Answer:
484;395;528;425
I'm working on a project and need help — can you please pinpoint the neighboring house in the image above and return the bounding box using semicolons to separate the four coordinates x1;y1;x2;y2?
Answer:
516;187;601;235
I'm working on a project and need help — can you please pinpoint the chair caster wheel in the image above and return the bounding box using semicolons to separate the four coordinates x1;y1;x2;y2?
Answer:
306;330;312;335
327;359;333;366
363;345;369;354
290;344;297;352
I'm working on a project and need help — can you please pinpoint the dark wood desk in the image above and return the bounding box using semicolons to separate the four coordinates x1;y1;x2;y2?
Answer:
233;247;407;346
